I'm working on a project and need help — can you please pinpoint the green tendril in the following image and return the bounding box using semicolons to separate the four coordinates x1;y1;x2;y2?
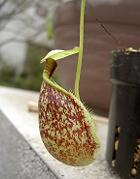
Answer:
74;0;86;100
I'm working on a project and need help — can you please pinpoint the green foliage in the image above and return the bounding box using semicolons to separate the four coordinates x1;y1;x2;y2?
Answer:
0;61;16;87
0;44;51;91
22;44;46;91
47;15;54;40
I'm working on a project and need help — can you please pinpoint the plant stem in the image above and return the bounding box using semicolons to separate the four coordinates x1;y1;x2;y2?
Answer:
74;0;86;99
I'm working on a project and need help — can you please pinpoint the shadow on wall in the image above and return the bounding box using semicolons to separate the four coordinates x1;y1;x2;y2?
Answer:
54;0;140;116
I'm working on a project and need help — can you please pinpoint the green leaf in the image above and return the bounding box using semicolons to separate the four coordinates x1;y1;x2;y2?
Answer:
41;47;79;63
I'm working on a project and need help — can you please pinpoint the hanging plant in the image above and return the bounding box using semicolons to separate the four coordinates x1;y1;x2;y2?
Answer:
38;0;100;166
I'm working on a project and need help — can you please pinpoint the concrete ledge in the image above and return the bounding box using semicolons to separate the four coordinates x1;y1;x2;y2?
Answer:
0;86;120;179
0;111;58;179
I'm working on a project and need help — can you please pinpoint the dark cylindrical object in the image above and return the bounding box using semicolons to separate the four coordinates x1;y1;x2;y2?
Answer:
106;50;140;179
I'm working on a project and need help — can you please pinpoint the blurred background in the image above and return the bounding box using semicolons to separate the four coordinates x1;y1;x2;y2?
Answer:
0;0;140;116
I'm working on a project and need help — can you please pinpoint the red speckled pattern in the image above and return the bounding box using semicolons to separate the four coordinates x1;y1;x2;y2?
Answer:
38;81;98;166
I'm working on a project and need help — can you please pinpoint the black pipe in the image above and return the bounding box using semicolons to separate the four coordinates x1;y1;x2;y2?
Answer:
106;50;140;179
